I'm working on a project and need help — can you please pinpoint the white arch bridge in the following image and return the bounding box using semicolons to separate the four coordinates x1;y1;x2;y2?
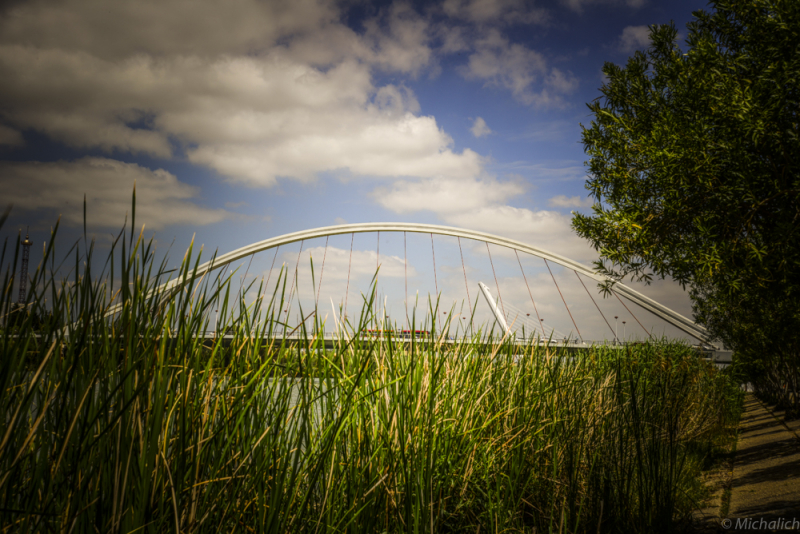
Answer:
140;222;722;352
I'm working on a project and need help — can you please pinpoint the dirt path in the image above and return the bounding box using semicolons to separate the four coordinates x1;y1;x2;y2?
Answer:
692;393;800;532
725;394;800;530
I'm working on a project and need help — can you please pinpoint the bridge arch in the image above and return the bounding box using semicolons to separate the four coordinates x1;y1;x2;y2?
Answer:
148;222;710;344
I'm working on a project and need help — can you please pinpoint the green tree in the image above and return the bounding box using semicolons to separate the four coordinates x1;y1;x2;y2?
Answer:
573;0;799;410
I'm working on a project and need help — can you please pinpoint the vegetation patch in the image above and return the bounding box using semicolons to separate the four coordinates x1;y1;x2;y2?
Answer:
0;222;743;533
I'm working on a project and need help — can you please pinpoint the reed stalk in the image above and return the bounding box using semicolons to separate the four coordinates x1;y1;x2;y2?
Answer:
0;216;743;533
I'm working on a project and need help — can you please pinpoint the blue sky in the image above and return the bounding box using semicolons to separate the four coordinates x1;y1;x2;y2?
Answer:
0;0;710;341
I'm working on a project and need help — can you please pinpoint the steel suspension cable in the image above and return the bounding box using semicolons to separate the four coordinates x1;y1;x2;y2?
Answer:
375;231;380;311
315;236;329;308
289;239;304;295
430;233;439;297
575;271;615;340
612;290;653;339
544;258;582;342
258;246;280;332
486;242;507;322
239;253;255;304
264;245;280;292
458;237;473;333
404;232;408;329
343;233;354;322
515;250;545;338
286;239;304;325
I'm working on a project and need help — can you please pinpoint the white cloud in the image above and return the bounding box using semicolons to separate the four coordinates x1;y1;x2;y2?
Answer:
618;25;651;52
548;195;593;208
470;117;492;138
463;30;545;92
362;2;433;75
274;3;434;75
266;245;418;311
295;246;416;280
373;177;522;214
0;0;487;187
372;176;597;261
0;157;231;229
0;0;339;59
443;206;596;261
0;45;483;186
544;68;580;94
437;25;471;54
460;30;578;108
561;0;645;14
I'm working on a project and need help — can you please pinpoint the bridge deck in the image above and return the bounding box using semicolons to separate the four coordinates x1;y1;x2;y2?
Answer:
197;333;732;362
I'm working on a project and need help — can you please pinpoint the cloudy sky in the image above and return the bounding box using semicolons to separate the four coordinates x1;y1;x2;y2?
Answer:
0;0;709;341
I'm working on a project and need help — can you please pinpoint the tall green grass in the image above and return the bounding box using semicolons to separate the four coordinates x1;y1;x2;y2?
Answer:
0;221;742;533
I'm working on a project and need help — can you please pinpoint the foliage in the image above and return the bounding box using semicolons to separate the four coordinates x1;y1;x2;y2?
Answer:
572;0;800;408
0;215;743;533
